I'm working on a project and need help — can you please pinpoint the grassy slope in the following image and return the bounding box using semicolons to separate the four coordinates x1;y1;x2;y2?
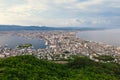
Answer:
0;55;120;80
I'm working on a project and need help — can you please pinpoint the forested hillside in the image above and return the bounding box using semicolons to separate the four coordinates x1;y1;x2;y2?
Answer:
0;55;120;80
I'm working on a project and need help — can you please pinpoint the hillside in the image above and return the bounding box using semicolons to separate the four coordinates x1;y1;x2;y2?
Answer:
0;55;120;80
0;25;107;31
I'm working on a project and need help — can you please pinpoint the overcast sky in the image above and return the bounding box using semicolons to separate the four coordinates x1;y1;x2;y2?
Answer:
0;0;120;27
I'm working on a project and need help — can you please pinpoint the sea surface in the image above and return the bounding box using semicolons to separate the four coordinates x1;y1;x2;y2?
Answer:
0;34;46;49
77;29;120;47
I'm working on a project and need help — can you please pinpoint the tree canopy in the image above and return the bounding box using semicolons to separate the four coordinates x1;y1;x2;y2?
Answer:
0;55;120;80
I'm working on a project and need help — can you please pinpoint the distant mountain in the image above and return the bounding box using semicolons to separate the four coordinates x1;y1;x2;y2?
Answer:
0;25;113;31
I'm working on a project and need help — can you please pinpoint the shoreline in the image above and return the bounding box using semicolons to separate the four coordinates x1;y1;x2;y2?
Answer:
0;30;120;64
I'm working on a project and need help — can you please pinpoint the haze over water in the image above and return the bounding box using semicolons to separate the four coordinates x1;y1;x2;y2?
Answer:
77;29;120;47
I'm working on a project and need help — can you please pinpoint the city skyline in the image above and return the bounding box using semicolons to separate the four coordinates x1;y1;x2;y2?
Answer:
0;0;120;27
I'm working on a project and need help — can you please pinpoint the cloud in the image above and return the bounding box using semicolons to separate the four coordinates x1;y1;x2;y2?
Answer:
0;0;119;27
72;0;104;10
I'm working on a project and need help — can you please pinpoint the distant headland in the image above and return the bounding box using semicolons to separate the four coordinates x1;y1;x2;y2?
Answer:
0;25;117;31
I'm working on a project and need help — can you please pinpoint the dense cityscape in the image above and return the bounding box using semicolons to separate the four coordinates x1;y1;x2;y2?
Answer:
0;31;120;64
0;0;119;79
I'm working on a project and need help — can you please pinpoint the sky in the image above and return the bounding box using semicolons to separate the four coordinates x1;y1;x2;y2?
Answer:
0;0;120;27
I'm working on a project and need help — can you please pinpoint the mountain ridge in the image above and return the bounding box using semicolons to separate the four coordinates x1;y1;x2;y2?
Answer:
0;25;118;31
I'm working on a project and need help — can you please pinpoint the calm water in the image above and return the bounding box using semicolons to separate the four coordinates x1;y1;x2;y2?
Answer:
0;34;46;49
77;29;120;47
